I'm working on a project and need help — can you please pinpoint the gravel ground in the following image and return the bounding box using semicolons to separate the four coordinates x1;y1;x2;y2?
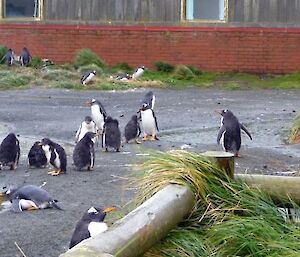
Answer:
0;88;299;257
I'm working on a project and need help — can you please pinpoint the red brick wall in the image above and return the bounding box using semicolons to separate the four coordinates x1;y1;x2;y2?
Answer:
0;24;300;74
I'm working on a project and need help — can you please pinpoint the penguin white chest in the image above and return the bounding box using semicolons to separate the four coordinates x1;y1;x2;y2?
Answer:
91;105;105;131
78;122;96;142
42;145;51;163
19;199;38;211
83;73;95;85
132;69;144;79
141;110;156;135
88;222;108;237
53;149;61;168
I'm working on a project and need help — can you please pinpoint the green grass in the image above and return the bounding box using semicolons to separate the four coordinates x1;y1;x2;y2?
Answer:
132;150;300;257
0;62;300;91
289;112;300;144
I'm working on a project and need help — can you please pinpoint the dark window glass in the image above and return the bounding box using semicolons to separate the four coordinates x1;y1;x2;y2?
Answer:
4;0;39;18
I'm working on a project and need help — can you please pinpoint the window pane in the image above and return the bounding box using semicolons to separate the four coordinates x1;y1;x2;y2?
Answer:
186;0;225;20
5;0;39;18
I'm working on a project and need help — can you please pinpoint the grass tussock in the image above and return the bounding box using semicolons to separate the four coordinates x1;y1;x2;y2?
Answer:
289;112;300;144
133;151;300;257
78;64;103;75
74;48;105;69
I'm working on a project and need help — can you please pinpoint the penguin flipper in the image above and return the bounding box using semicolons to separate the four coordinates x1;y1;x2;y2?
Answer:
217;126;226;144
240;123;252;140
11;199;23;212
152;110;159;131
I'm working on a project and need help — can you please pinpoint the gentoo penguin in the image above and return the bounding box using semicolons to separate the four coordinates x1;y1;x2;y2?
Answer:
75;116;97;143
69;206;116;249
81;70;96;85
1;185;62;212
19;47;31;66
116;72;132;82
132;66;145;80
102;116;121;152
138;103;159;141
1;49;14;66
0;133;20;170
142;91;155;110
87;99;107;135
40;138;67;176
28;141;48;168
216;109;252;157
73;132;96;171
124;115;141;144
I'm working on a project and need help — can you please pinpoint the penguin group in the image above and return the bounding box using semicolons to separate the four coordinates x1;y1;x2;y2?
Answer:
0;86;255;252
1;47;32;66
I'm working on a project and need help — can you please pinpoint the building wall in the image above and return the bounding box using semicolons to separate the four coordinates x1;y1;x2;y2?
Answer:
1;24;299;74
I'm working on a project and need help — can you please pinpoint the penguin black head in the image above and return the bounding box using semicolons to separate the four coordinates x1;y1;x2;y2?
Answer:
215;109;234;118
138;103;150;113
92;70;96;75
131;115;138;122
86;98;98;107
105;116;119;126
84;116;93;124
40;138;53;146
83;206;116;222
5;133;17;141
84;132;97;140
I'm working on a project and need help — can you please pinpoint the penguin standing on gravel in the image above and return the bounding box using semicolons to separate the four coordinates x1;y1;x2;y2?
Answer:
132;66;145;80
1;184;62;212
20;47;31;66
0;133;20;170
81;70;96;85
69;206;116;249
28;141;48;168
138;103;159;141
102;116;121;152
87;99;107;135
40;138;67;176
142;91;155;110
216;109;252;157
75;116;97;143
73;132;96;171
124;115;141;144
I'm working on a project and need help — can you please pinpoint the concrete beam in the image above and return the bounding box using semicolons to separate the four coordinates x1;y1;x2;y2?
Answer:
60;184;194;257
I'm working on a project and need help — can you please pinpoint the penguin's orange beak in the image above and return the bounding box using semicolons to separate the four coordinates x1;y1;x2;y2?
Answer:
103;206;116;213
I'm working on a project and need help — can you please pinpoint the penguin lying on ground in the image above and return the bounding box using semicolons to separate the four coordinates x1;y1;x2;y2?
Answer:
28;141;48;168
87;99;107;136
115;72;132;81
0;185;62;212
102;116;121;152
138;103;159;141
142;91;155;110
73;132;97;171
81;70;96;85
40;138;67;176
124;115;141;144
69;206;116;249
19;47;31;66
216;109;252;157
0;133;20;170
75;116;97;144
132;66;145;80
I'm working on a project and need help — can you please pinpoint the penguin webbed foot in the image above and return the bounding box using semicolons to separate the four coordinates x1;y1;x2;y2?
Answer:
142;135;149;141
48;169;61;176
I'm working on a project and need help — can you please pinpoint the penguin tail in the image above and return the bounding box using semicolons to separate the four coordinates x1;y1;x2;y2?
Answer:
51;200;63;211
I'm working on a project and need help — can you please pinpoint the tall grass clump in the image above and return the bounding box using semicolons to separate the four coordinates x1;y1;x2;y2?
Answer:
134;150;300;257
154;61;175;73
0;45;8;64
288;112;300;144
172;65;195;80
78;64;103;75
30;56;43;69
74;49;105;69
